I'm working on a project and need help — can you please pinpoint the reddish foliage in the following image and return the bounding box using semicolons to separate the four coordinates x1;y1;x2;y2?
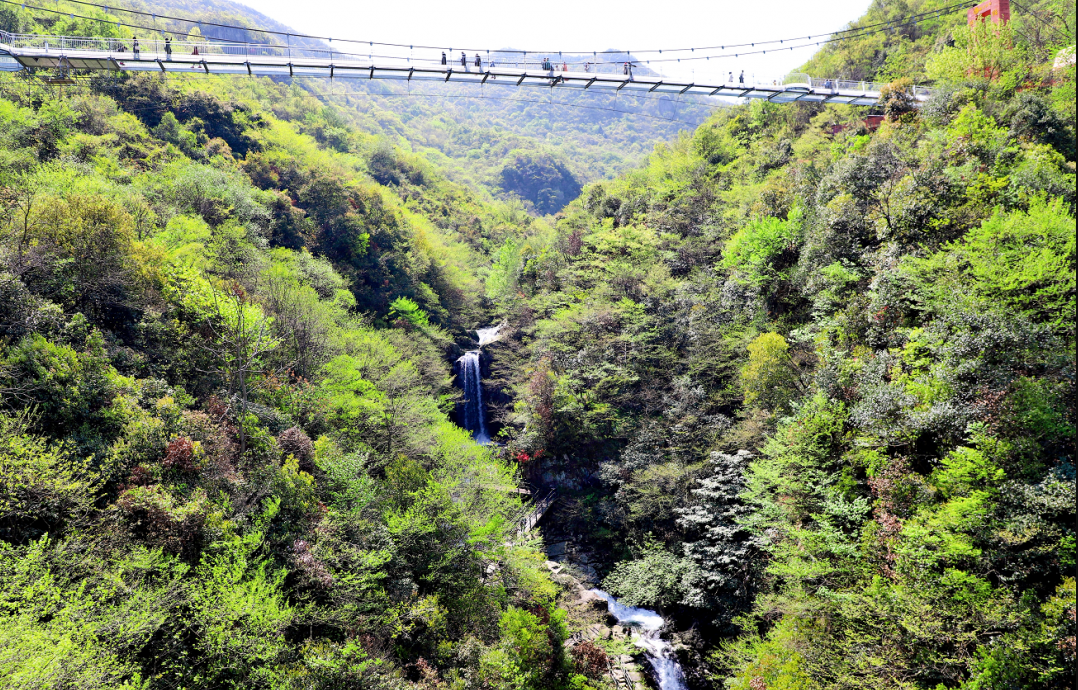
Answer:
977;386;1009;433
570;641;609;679
125;464;154;487
204;394;230;419
409;657;446;689
749;678;768;690
867;457;919;519
515;448;543;464
567;228;583;256
1061;606;1076;661
162;436;198;472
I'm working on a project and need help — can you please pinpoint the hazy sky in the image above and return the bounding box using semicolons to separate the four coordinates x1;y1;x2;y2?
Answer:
231;0;873;82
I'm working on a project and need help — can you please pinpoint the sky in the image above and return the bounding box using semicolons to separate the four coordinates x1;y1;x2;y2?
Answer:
230;0;874;83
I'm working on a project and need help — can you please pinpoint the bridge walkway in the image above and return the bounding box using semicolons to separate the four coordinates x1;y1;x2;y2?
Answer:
0;32;932;106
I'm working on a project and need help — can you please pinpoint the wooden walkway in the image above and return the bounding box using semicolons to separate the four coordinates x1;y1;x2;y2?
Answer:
518;489;556;535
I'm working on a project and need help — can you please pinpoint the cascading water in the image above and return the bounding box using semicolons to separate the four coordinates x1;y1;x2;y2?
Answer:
476;324;501;346
458;325;500;444
591;589;688;690
458;350;490;444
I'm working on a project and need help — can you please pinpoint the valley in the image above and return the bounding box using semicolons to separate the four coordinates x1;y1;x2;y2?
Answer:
0;0;1073;689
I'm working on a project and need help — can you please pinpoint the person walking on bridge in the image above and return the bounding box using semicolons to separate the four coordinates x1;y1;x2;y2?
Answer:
739;69;744;84
133;37;140;59
165;36;172;61
460;51;467;68
475;53;482;69
441;51;446;65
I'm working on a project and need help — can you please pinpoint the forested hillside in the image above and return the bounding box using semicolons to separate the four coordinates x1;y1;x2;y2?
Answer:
0;28;592;686
0;0;712;208
481;0;1077;687
0;0;1075;688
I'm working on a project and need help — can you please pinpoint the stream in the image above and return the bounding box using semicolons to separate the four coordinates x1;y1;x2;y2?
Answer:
458;326;689;689
592;589;688;690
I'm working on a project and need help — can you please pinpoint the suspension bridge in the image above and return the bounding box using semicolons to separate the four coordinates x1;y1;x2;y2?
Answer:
0;31;933;106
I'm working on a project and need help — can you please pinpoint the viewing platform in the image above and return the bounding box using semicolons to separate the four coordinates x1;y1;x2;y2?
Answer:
0;32;933;106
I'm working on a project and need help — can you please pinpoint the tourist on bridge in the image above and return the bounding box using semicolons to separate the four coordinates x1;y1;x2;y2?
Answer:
475;53;482;69
729;71;733;82
133;37;140;59
562;61;568;72
584;61;591;73
441;51;446;65
739;70;744;84
165;36;172;61
193;45;200;56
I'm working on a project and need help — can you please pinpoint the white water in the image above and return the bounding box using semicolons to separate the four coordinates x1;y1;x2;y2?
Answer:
457;350;490;444
591;589;688;690
476;324;501;346
457;325;501;444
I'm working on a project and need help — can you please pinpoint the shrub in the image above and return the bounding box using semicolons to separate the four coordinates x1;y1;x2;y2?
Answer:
570;641;609;679
0;413;98;542
161;436;199;473
278;426;314;473
115;485;206;558
721;210;803;287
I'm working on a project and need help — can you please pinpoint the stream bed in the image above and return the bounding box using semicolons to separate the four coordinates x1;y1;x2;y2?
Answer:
591;589;688;690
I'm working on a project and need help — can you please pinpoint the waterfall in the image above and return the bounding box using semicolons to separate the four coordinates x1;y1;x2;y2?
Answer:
591;589;688;690
476;324;501;346
458;350;490;444
457;325;501;444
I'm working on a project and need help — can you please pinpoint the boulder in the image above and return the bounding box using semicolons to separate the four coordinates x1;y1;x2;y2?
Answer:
545;541;568;557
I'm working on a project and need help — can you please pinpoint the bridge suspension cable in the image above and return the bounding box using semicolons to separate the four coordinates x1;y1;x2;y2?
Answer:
0;0;969;65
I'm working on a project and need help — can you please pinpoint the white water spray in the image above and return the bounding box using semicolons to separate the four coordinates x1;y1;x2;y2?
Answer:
591;589;688;690
457;325;502;444
476;324;501;346
457;350;490;444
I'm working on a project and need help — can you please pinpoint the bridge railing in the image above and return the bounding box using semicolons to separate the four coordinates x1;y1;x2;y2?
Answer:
809;75;932;98
517;489;556;535
0;31;641;74
0;30;931;99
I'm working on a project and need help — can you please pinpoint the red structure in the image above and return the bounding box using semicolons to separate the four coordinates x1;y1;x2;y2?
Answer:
968;0;1010;26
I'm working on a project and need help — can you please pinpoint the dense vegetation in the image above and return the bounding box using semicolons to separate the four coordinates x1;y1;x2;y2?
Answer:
0;0;710;204
0;29;593;687
0;0;1074;688
479;0;1076;687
